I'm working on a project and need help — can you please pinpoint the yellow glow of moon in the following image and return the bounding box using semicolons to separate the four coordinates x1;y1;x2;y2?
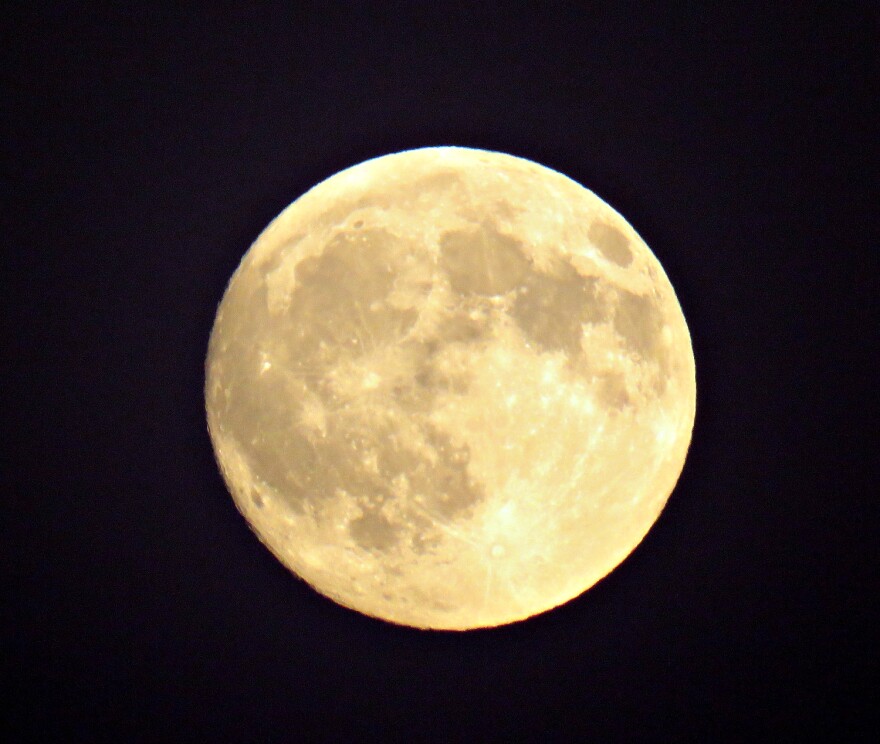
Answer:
205;147;695;630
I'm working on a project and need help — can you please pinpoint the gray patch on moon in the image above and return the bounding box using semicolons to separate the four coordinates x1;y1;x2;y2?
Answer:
491;199;522;220
439;221;532;296
239;423;321;517
418;427;481;519
348;510;400;552
412;358;470;396
406;310;489;397
216;226;432;520
274;227;419;378
342;423;484;554
233;216;491;554
208;269;270;363
406;170;464;200
589;221;633;267
613;289;665;364
432;310;489;346
596;370;631;409
376;426;483;518
246;414;392;523
512;258;603;358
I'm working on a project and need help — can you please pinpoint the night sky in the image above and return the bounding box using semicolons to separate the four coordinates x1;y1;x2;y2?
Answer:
3;3;875;740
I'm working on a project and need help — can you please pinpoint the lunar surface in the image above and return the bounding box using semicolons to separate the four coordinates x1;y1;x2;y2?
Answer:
205;147;695;629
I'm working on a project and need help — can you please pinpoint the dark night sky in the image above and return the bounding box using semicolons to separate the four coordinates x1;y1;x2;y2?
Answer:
3;3;876;741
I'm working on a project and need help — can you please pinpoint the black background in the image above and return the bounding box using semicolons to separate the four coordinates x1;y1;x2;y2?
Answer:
3;3;876;741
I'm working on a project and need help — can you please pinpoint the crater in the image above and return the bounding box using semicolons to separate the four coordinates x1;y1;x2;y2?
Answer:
589;221;633;267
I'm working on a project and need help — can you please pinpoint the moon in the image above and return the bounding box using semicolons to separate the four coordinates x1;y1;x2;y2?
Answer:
205;147;695;630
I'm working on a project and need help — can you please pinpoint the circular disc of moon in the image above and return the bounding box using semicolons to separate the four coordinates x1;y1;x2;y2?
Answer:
206;147;695;630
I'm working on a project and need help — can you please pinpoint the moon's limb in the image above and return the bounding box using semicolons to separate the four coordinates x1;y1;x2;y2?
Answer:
206;147;696;629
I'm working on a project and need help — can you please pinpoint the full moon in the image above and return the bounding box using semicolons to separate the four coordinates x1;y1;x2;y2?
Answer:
206;147;695;630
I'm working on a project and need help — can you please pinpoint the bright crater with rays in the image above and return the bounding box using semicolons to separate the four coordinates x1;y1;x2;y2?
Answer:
206;147;696;629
